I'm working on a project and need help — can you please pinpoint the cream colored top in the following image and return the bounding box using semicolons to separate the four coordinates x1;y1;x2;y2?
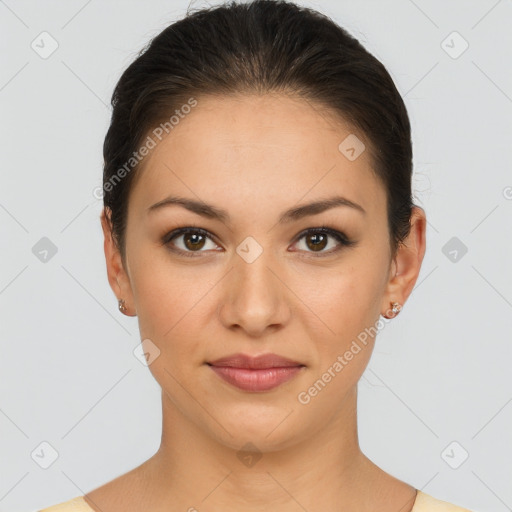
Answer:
37;490;476;511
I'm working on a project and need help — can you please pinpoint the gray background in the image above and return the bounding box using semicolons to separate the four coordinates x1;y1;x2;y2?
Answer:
1;0;511;511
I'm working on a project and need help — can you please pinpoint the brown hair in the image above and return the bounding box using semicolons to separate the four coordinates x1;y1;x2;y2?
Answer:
102;0;415;264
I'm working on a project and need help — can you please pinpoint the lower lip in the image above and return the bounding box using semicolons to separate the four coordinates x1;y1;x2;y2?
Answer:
208;365;304;392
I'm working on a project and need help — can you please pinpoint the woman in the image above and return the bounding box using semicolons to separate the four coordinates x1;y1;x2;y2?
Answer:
39;0;474;510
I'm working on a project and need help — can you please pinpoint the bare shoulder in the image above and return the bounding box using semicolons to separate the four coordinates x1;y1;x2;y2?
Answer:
82;461;153;512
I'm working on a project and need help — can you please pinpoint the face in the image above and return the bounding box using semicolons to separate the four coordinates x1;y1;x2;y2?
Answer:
103;93;406;452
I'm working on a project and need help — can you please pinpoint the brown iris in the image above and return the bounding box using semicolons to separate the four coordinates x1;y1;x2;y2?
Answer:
305;233;328;252
183;232;207;251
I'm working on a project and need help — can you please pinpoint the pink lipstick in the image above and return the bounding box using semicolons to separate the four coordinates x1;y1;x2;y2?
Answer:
207;353;305;392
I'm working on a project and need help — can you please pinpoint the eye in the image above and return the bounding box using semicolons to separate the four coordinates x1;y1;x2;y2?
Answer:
162;225;357;258
162;227;220;257
291;226;357;256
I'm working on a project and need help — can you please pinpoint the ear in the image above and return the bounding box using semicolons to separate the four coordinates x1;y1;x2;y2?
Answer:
100;208;137;317
381;206;427;318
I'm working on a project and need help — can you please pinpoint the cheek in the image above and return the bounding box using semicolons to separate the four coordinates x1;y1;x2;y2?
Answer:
129;245;197;328
295;260;383;334
130;260;216;367
290;255;386;382
291;269;383;408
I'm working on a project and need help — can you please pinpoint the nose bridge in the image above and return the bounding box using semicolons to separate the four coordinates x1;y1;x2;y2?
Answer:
219;236;290;334
236;246;277;295
234;238;281;306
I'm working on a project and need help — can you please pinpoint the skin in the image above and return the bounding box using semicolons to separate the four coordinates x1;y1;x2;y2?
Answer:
90;93;426;512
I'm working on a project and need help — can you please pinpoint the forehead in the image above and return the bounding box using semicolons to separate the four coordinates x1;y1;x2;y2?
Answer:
128;93;385;221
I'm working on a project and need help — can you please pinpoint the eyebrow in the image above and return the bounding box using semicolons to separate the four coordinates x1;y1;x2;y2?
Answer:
147;194;366;223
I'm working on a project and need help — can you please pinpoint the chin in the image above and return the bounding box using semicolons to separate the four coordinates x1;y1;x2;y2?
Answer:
204;405;310;453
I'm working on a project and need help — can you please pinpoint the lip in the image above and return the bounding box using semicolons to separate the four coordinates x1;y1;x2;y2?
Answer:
208;353;304;369
207;353;305;392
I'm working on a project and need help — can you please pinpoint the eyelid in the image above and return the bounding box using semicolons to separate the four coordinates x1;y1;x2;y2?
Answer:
161;226;221;257
290;226;356;256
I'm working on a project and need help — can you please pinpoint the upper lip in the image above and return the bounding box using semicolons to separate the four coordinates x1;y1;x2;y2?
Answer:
207;353;304;369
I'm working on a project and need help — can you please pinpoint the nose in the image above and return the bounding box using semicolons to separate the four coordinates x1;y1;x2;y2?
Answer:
218;250;291;337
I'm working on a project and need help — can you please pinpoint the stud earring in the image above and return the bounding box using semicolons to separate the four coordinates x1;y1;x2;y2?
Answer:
390;301;401;316
118;298;127;313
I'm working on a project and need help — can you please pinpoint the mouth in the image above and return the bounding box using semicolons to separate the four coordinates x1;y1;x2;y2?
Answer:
206;353;305;392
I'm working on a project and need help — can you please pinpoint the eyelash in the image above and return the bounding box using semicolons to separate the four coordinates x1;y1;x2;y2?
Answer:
161;225;357;258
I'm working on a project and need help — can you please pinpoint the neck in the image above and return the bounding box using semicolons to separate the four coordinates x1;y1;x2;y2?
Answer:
142;386;395;511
